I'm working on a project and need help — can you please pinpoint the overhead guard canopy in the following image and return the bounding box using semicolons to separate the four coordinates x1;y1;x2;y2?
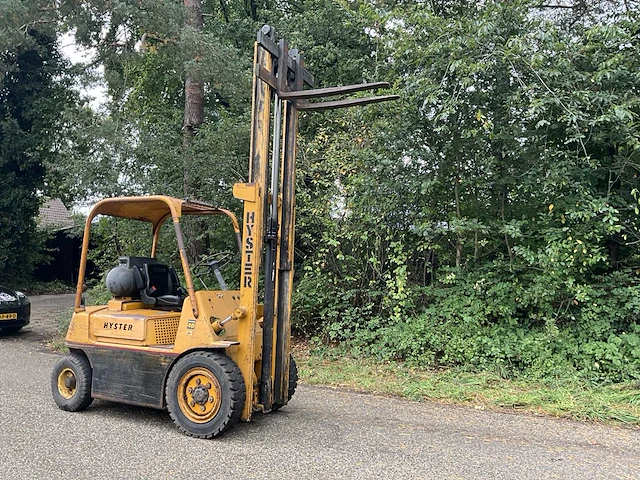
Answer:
77;195;241;318
86;195;239;231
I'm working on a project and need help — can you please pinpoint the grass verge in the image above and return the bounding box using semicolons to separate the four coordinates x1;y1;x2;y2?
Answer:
293;342;640;427
48;307;73;353
23;280;75;296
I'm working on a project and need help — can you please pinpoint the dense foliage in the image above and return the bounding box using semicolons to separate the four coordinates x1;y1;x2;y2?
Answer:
291;1;640;383
2;0;639;382
0;2;75;280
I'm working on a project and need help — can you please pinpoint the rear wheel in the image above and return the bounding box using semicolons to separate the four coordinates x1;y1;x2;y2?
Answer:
51;352;93;411
1;326;22;334
166;351;245;438
272;355;298;411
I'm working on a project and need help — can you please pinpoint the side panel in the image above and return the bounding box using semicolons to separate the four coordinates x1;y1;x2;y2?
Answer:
83;347;176;409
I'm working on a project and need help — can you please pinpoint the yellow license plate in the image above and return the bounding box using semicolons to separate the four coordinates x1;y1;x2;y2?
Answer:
0;313;18;320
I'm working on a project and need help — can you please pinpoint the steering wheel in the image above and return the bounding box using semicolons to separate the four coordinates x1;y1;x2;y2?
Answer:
192;252;233;290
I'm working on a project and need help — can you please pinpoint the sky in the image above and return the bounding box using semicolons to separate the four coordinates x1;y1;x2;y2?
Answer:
58;33;108;212
58;32;108;110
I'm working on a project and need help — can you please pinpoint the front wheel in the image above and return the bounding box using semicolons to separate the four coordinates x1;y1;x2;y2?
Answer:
272;355;298;411
1;326;23;334
166;351;245;438
51;352;93;411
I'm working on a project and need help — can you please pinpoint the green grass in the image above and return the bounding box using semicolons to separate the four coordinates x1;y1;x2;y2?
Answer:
49;307;73;353
22;280;75;295
49;286;106;352
2;279;74;296
293;343;640;426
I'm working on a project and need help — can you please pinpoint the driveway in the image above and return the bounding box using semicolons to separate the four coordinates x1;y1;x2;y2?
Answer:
0;294;638;479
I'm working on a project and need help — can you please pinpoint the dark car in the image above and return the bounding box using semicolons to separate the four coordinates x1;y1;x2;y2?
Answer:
0;286;30;334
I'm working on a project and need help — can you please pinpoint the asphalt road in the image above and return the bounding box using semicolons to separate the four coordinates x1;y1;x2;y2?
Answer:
0;294;638;480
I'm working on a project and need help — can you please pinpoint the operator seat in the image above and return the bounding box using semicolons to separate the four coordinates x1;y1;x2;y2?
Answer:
134;263;186;309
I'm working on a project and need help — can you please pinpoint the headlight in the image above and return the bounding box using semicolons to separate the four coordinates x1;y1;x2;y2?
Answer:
15;291;29;304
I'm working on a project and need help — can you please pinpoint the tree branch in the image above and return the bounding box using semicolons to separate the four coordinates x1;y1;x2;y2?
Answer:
534;4;577;8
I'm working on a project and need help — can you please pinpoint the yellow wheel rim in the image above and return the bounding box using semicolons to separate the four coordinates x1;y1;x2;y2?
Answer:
177;367;222;423
57;368;77;399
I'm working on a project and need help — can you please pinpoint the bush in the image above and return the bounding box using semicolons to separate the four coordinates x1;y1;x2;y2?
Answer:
379;270;640;383
22;280;75;295
294;264;640;383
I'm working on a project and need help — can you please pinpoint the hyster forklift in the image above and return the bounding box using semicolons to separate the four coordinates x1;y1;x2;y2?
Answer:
51;25;398;438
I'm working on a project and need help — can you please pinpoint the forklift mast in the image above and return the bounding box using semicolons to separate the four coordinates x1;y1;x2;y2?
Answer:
50;25;398;437
232;25;398;416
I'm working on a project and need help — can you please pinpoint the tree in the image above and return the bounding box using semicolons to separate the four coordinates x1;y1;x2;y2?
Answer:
55;0;257;262
0;23;74;280
289;0;640;381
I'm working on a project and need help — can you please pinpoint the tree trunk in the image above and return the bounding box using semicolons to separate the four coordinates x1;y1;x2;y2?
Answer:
501;187;513;266
474;230;479;263
496;150;514;266
454;171;463;268
249;0;258;20
182;0;206;262
183;0;204;198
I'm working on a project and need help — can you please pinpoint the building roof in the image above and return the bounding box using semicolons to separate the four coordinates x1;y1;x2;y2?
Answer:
38;199;74;230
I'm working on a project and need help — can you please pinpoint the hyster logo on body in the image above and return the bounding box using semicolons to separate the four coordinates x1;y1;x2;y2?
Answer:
243;211;255;288
103;322;134;331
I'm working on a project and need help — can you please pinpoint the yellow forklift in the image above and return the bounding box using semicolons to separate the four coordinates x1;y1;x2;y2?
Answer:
51;25;398;438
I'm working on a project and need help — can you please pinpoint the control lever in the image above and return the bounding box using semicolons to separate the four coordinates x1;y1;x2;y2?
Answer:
208;260;228;290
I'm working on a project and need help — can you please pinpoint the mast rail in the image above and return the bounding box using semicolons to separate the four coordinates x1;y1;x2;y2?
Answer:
256;25;397;112
257;27;314;88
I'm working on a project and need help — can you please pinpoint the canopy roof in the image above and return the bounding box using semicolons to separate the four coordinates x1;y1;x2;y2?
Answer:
87;195;235;228
76;195;241;316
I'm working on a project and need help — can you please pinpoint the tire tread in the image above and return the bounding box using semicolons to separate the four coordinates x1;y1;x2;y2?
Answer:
51;352;93;412
166;351;245;439
272;355;298;411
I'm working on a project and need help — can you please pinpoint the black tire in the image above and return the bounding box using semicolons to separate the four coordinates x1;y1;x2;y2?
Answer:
1;326;23;334
166;351;245;439
51;352;93;411
272;355;298;411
